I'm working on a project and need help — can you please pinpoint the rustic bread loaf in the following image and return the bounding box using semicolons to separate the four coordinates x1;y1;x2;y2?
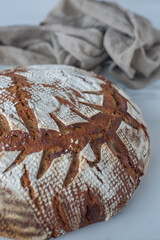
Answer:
0;65;150;240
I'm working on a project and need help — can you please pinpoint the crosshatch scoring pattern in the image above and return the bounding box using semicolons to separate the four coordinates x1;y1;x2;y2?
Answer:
0;65;150;240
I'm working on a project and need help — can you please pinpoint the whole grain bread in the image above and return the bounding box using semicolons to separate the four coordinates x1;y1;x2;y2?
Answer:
0;65;150;240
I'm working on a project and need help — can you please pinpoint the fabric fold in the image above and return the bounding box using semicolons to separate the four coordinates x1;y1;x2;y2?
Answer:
0;0;160;88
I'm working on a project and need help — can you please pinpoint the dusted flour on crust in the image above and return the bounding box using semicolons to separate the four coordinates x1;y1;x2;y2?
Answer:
0;65;150;240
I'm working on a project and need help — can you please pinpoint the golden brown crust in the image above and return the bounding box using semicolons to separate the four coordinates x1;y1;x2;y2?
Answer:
0;65;150;239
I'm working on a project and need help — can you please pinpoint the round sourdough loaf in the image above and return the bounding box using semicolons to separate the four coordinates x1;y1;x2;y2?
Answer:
0;65;150;240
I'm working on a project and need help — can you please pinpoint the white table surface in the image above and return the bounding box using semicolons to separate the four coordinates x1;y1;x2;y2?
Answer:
0;1;160;240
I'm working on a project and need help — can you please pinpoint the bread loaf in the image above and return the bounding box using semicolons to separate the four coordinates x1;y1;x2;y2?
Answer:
0;65;150;240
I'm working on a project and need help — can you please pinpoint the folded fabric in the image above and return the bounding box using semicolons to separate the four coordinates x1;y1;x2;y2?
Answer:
0;0;160;88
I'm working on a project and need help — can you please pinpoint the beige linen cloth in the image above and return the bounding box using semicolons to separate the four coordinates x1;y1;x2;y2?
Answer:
0;0;160;88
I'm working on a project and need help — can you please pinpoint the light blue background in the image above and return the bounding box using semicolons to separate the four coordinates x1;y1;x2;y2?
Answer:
0;1;160;240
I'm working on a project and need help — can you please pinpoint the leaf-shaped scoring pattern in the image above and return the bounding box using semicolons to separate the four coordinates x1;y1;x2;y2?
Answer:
0;65;149;240
16;65;104;130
